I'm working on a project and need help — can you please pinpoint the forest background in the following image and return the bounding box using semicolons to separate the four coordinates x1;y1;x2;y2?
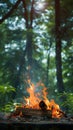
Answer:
0;0;73;113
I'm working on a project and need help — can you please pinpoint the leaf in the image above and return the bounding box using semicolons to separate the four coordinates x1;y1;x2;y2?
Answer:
0;85;15;94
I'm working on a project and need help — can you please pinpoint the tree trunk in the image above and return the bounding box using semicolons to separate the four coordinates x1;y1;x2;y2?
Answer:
46;39;52;87
26;29;33;78
55;0;65;93
55;0;69;111
22;0;34;79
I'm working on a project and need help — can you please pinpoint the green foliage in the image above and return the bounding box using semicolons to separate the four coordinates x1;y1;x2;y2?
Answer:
66;94;73;113
66;93;73;113
1;102;15;112
56;92;73;113
1;102;22;112
62;44;73;92
0;84;15;94
0;84;15;111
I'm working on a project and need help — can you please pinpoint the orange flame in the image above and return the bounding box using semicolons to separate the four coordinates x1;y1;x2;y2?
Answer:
24;79;62;118
24;79;41;109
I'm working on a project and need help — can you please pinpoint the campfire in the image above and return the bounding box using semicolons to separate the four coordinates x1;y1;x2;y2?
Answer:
10;79;65;119
0;80;73;130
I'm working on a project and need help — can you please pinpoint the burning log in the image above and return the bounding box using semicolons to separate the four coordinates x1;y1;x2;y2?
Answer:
9;106;52;119
39;100;66;119
39;100;47;111
9;100;66;119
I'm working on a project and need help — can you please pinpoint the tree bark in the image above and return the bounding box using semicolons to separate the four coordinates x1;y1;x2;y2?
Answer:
55;0;64;93
46;39;52;86
22;0;34;78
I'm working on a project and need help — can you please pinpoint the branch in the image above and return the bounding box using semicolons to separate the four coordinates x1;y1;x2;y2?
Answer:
30;0;34;28
0;0;21;24
21;0;28;28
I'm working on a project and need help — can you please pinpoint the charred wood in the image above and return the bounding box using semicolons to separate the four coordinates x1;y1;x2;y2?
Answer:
9;107;52;118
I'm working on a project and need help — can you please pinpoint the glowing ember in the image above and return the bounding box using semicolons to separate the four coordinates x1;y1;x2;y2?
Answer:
23;79;62;118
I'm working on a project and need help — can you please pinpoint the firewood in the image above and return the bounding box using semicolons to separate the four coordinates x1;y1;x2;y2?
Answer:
9;107;52;118
39;100;47;111
58;109;67;118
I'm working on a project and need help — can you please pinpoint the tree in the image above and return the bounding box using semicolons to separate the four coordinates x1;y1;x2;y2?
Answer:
55;0;65;93
0;0;51;95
